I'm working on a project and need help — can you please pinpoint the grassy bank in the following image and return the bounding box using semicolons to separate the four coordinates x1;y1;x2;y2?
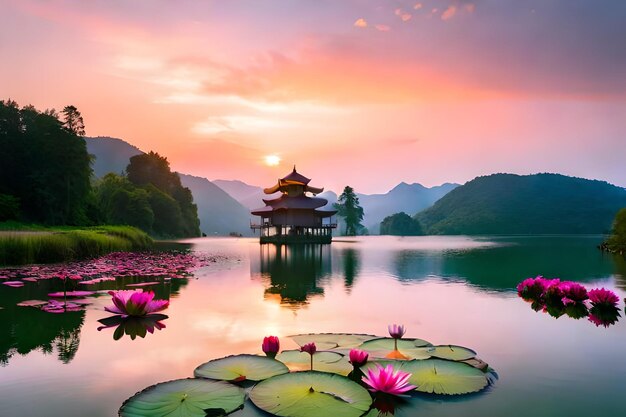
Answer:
0;225;153;266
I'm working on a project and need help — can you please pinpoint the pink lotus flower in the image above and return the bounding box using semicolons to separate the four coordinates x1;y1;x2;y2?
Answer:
104;290;169;317
300;342;317;370
262;336;280;358
558;281;588;303
388;324;405;339
300;342;316;355
349;349;369;367
588;288;619;306
362;364;416;396
516;276;548;300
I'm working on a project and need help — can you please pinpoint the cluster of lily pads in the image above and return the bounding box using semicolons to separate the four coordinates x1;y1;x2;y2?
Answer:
517;276;623;327
2;251;216;315
119;326;496;417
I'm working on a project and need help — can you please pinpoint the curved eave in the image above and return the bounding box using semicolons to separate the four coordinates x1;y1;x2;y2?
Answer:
263;181;323;195
314;209;337;217
262;195;328;209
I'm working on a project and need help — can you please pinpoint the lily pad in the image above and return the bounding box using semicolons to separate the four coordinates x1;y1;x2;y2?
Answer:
358;338;432;360
250;371;372;417
401;359;489;395
119;378;244;417
277;350;353;375
16;300;48;307
425;345;477;361
48;290;95;298
290;333;377;348
194;354;289;382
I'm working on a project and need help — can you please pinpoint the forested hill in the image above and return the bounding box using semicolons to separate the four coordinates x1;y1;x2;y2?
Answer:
86;137;252;236
415;173;626;235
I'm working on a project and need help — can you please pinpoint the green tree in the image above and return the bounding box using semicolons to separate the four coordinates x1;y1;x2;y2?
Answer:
126;152;200;237
380;212;424;236
0;101;93;225
334;186;364;236
94;173;154;231
62;105;85;136
604;208;626;253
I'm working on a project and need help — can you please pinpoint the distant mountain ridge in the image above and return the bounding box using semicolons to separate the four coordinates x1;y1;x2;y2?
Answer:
357;182;458;233
215;177;458;234
86;137;252;236
416;173;626;235
212;179;279;210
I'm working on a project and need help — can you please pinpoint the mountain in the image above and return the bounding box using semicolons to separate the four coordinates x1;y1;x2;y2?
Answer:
415;173;626;235
85;137;252;236
178;174;252;236
213;179;279;210
87;136;142;177
215;177;457;234
357;182;459;234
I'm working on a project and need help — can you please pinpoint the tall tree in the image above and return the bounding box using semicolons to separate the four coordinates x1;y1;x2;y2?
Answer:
0;101;93;225
126;152;200;237
334;186;364;236
62;105;85;136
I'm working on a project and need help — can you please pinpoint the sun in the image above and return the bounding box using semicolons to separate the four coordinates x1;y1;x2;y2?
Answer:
264;155;281;166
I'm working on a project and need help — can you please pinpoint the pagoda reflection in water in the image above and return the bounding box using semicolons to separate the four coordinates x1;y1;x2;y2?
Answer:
250;243;332;308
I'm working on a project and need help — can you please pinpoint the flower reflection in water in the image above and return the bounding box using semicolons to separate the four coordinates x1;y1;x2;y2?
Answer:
97;314;168;341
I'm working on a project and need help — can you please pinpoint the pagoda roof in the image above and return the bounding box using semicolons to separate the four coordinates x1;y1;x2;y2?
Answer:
262;194;328;210
264;182;324;195
282;166;310;184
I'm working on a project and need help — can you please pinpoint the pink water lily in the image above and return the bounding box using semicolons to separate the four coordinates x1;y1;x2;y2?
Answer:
362;364;416;396
349;349;369;367
262;336;280;358
104;290;169;317
300;342;316;355
300;342;317;370
588;288;619;306
388;324;405;339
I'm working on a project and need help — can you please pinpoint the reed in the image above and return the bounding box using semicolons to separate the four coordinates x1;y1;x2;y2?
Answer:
0;226;153;265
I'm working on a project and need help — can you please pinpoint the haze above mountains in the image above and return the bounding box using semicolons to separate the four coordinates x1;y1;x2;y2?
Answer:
87;137;458;235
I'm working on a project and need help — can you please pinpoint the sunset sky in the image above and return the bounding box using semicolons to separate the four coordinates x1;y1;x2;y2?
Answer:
1;0;625;194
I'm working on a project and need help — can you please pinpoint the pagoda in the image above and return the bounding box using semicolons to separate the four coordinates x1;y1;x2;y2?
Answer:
251;167;337;243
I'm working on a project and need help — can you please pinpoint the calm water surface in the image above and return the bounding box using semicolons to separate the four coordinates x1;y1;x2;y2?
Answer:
1;236;625;416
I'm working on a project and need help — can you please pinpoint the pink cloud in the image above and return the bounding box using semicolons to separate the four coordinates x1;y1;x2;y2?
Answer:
354;18;367;28
441;6;457;21
375;24;391;32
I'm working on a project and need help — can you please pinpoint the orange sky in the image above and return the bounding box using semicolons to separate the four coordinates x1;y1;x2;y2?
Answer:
1;0;625;193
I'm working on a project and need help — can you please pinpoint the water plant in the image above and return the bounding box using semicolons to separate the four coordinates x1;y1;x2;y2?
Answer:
105;290;169;317
362;364;416;395
0;226;152;266
120;328;496;417
516;276;622;327
262;336;280;359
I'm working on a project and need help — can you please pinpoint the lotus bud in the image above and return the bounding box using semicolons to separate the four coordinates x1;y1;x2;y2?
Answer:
349;349;369;367
262;336;280;358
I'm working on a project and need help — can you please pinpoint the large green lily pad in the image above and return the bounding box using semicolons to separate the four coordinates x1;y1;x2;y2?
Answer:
119;378;244;417
401;359;489;395
290;333;377;348
277;350;352;375
358;338;432;360
194;354;289;382
250;371;372;417
425;345;477;361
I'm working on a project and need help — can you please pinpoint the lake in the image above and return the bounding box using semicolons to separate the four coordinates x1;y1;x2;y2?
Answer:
1;235;625;416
